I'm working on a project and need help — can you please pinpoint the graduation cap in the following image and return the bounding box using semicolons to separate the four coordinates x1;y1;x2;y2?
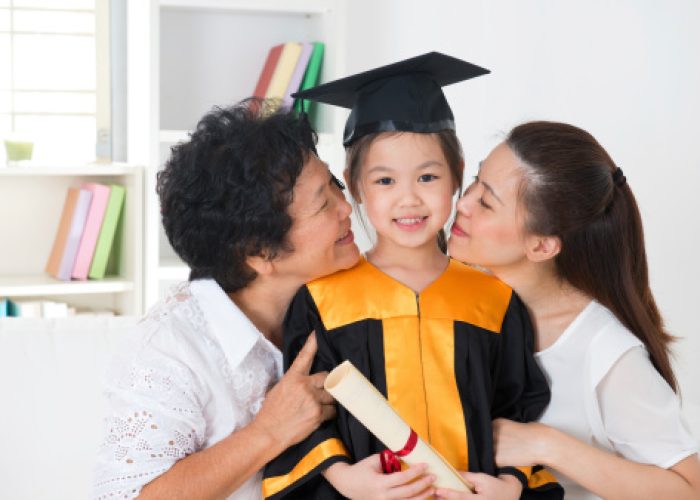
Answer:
293;52;490;146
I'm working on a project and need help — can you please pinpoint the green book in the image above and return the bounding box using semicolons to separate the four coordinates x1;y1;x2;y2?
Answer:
88;184;126;279
5;299;19;317
293;42;325;117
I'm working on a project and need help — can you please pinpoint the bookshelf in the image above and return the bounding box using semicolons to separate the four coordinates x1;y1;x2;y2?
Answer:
0;164;144;315
127;0;348;309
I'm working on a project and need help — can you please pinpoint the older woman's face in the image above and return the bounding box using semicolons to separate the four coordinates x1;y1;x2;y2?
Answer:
276;152;359;282
447;142;529;272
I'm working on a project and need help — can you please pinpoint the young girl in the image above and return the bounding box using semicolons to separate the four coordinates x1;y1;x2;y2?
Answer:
263;53;561;500
439;121;700;499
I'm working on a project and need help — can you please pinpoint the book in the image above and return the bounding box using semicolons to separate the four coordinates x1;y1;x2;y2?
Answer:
72;183;111;280
282;42;314;109
88;184;125;279
6;299;18;317
45;187;80;278
58;189;93;281
40;301;69;318
253;43;284;98
8;299;42;318
293;42;325;114
265;42;303;102
46;188;93;281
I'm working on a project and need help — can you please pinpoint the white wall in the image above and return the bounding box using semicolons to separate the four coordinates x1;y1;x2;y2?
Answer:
343;0;700;432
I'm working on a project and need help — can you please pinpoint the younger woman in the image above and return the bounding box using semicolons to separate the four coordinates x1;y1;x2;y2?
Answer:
263;53;560;500
440;121;700;499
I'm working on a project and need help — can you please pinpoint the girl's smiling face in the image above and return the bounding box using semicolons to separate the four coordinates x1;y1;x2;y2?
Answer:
355;132;459;252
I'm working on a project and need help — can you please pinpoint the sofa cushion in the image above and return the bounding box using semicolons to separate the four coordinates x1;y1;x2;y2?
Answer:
0;316;138;500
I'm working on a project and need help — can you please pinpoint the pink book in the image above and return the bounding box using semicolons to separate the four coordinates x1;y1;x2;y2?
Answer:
56;188;93;281
283;42;314;109
72;183;111;280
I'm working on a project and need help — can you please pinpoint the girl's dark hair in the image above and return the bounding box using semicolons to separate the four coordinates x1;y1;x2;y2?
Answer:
345;130;464;252
507;121;676;391
157;99;317;293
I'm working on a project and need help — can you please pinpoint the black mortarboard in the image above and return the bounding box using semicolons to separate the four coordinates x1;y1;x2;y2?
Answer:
293;52;489;146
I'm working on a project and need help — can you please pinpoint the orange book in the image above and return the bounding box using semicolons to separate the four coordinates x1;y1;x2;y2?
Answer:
45;187;80;277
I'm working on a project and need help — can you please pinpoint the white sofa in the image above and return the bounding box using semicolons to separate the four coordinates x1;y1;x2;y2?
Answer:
0;316;137;500
1;316;698;500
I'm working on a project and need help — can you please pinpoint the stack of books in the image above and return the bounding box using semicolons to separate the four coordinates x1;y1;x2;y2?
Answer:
252;41;324;113
0;297;115;318
45;183;126;282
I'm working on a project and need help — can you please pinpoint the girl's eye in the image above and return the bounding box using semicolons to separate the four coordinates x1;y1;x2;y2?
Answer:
375;177;394;185
418;174;438;182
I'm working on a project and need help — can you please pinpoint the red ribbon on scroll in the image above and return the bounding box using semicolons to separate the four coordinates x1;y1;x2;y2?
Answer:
379;429;419;473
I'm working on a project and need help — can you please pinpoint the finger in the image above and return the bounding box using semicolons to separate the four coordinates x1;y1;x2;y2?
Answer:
309;371;329;389
389;473;435;498
404;490;437;500
288;331;317;374
461;472;484;491
434;487;475;498
319;403;336;422
383;463;429;487
315;388;335;405
360;453;384;472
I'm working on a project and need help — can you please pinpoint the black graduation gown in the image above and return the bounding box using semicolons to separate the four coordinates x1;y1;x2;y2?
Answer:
263;257;563;499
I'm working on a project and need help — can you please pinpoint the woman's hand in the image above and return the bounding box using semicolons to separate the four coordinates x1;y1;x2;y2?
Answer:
251;332;336;450
323;454;436;499
434;472;522;499
493;418;552;467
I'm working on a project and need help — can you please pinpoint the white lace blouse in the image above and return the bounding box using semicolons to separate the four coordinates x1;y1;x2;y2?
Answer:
92;279;283;500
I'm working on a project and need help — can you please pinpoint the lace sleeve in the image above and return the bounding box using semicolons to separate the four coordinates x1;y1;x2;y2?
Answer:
92;342;207;500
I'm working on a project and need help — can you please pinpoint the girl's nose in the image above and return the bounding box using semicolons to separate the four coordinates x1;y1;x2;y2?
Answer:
398;184;421;206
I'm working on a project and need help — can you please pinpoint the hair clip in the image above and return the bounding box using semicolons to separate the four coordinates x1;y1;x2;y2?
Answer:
612;167;626;187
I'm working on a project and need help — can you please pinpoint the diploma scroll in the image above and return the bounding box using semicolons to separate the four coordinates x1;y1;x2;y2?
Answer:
324;360;473;492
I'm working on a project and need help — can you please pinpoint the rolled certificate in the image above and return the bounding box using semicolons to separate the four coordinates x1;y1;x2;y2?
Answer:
324;360;473;492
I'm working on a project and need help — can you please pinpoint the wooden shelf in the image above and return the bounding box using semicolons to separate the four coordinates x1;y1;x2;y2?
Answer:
0;163;141;177
160;0;331;15
0;276;135;297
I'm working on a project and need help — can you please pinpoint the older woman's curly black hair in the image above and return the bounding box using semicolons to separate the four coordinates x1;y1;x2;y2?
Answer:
157;99;317;292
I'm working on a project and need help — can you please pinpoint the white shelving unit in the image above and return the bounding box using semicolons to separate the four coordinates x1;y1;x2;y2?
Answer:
0;164;144;315
127;0;348;309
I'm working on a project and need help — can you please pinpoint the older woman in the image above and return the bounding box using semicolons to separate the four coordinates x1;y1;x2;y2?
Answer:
438;121;700;499
93;100;360;499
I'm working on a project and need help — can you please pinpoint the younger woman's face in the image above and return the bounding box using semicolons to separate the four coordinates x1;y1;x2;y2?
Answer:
447;142;529;271
355;133;458;251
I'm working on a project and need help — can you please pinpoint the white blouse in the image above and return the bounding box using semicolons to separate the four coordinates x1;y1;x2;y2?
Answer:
92;279;283;500
535;301;698;500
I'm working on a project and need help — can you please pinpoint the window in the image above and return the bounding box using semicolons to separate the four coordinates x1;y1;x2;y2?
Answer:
0;0;107;164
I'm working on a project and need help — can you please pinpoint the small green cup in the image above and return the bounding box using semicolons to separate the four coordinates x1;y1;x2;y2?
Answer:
4;140;34;165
